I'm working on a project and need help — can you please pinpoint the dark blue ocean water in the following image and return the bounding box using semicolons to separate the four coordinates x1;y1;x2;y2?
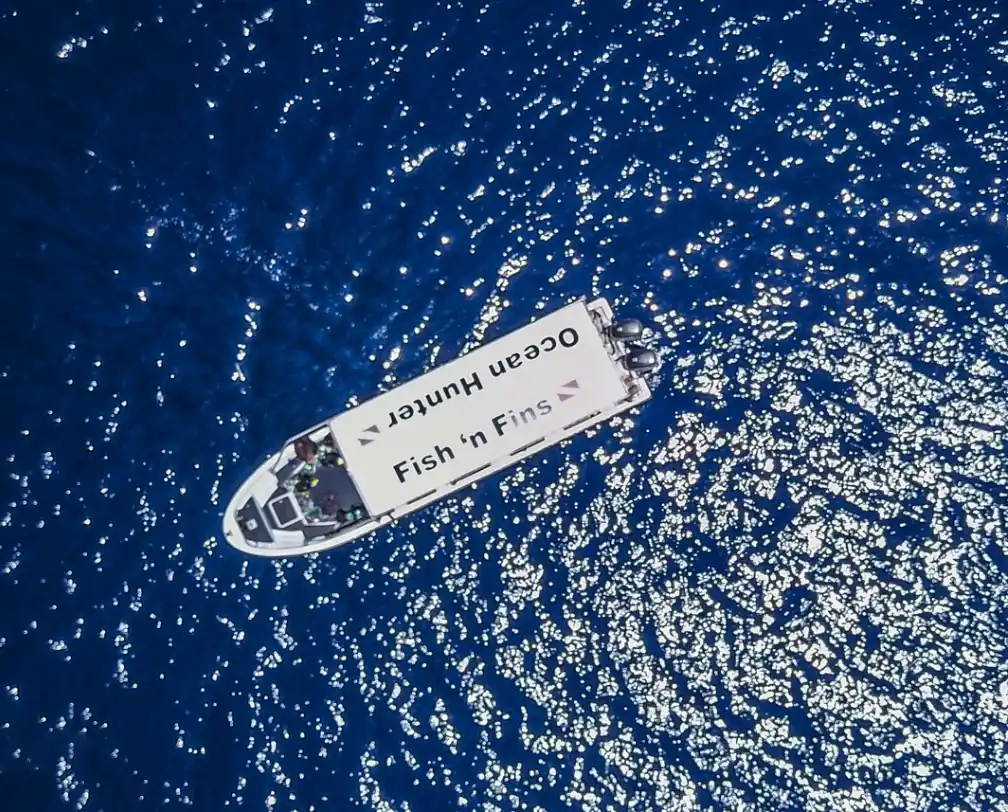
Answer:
2;0;1007;810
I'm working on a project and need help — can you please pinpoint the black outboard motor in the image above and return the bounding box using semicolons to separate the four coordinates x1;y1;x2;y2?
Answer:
606;318;644;341
622;346;658;374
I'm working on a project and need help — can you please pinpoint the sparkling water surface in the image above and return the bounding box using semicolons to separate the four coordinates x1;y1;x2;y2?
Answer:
2;0;1007;810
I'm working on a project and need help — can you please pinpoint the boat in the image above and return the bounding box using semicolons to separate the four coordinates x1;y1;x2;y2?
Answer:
222;296;658;557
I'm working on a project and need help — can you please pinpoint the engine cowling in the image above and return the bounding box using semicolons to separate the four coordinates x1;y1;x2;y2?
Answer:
607;318;644;341
622;347;658;374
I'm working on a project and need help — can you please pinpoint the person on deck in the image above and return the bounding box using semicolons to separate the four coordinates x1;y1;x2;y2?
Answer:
294;436;319;467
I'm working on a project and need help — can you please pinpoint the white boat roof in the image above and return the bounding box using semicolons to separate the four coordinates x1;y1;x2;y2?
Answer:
328;299;629;517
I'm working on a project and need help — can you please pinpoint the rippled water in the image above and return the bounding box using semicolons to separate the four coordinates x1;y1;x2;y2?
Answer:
2;1;1007;810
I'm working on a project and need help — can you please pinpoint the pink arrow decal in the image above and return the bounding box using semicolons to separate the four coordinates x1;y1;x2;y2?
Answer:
359;424;381;445
557;379;580;402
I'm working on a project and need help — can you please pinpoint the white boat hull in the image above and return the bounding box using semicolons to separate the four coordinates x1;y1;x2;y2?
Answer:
222;296;656;558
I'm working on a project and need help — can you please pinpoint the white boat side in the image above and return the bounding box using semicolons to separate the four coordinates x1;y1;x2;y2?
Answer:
221;296;658;558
